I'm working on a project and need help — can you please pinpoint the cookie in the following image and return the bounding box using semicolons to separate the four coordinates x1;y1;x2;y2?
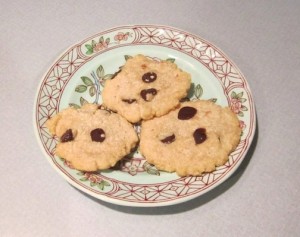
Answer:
140;100;242;176
102;54;191;123
46;103;139;171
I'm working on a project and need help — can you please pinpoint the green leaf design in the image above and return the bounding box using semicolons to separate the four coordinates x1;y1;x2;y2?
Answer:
147;168;160;176
96;65;105;78
86;49;93;55
97;180;110;190
238;111;244;117
103;74;114;80
103;181;110;187
241;106;248;111
89;86;96;97
91;40;96;48
81;76;93;86
90;182;97;187
99;36;104;43
239;98;247;103
209;98;218;103
236;92;244;98
69;103;81;109
85;44;93;55
165;58;175;63
85;44;93;50
231;91;237;98
79;177;88;181
105;38;110;44
80;97;89;106
194;84;203;99
75;85;87;93
98;182;104;190
124;55;132;61
143;162;160;176
77;171;84;176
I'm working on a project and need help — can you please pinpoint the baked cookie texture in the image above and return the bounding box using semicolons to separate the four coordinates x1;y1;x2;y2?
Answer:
140;100;242;176
46;103;139;171
102;54;191;123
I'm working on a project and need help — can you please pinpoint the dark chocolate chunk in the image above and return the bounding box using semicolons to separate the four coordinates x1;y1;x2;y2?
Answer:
61;129;74;143
193;128;207;144
140;88;157;101
122;99;137;104
142;72;157;83
178;106;197;120
90;128;106;142
160;134;176;144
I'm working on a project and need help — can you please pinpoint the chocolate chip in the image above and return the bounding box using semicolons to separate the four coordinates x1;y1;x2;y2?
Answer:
178;106;197;120
142;72;157;83
193;128;207;144
140;88;157;101
90;128;105;142
122;99;136;104
61;129;74;143
160;134;175;144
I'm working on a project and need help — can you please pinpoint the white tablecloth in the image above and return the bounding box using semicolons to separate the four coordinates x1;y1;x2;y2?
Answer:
1;0;299;236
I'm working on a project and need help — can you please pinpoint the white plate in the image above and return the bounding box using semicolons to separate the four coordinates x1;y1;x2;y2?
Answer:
34;25;256;207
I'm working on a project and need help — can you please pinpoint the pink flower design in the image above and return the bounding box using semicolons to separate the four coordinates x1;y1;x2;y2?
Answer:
239;120;246;130
121;159;144;176
85;37;110;55
93;42;108;52
230;91;248;117
231;98;242;114
77;171;110;190
84;172;102;183
114;32;129;42
63;159;74;169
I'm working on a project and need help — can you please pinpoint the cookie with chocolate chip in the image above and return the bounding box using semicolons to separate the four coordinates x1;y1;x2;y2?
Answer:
102;54;191;123
46;103;139;171
140;100;242;176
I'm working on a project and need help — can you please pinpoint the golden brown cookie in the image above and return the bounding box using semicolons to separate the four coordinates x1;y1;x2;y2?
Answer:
140;100;242;176
46;103;139;171
102;54;191;123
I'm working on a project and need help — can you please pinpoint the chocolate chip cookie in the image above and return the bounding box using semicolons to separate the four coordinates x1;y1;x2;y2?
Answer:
102;54;191;123
46;103;139;171
140;100;242;176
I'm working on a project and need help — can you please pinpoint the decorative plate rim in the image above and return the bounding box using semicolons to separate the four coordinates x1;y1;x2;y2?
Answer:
33;24;256;207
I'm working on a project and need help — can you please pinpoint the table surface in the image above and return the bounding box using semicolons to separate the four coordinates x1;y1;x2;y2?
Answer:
1;0;300;236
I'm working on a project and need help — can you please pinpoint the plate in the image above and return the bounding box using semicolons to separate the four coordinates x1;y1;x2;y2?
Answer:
34;25;256;207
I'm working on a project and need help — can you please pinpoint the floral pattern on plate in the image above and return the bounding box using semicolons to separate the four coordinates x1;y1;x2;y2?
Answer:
34;25;256;206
